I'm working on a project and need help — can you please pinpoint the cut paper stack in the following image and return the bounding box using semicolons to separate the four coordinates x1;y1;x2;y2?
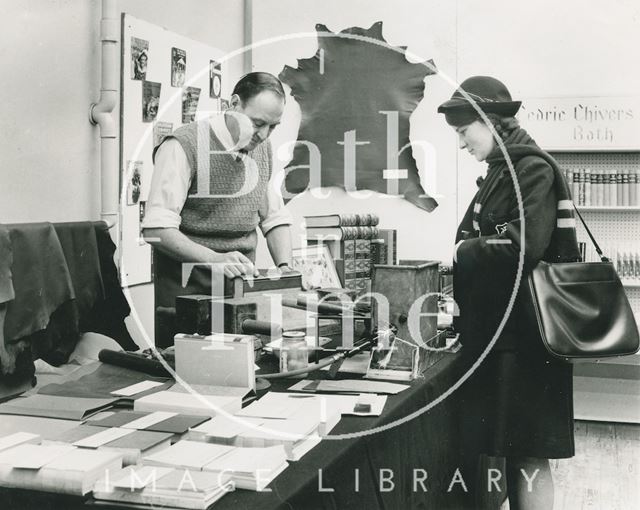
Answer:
0;442;122;495
143;440;287;491
45;424;173;466
134;390;241;418
93;465;234;509
188;415;321;462
88;410;211;442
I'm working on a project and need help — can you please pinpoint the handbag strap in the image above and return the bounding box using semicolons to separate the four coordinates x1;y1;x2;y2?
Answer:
572;203;609;262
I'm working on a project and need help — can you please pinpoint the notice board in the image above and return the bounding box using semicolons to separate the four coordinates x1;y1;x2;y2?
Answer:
119;14;228;286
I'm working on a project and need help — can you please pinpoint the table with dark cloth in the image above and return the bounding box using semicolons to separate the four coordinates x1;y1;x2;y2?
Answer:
0;352;501;510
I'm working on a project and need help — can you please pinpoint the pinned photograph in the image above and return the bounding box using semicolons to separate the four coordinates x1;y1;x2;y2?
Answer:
142;81;161;122
130;37;149;80
153;121;173;147
209;60;222;99
171;47;186;87
138;201;146;245
181;86;201;123
126;161;143;205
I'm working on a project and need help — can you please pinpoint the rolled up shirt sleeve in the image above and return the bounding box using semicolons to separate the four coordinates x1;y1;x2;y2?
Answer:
259;182;293;235
141;139;192;230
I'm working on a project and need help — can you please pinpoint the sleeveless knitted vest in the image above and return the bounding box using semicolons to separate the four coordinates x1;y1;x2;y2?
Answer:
161;119;272;260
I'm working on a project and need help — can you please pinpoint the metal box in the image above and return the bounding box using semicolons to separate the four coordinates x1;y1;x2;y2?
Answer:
372;260;441;350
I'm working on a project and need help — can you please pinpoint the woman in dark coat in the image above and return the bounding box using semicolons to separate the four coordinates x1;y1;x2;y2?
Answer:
438;76;581;509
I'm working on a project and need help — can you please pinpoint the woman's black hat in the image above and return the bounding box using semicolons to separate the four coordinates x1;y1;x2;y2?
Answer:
438;76;522;118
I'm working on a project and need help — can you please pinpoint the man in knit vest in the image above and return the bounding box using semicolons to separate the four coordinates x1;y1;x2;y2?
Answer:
143;72;292;347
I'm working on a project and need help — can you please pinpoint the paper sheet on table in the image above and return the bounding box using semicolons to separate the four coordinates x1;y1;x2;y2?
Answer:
236;393;305;419
288;379;409;395
111;380;165;396
283;392;387;416
320;352;370;375
73;427;134;448
0;443;73;469
121;411;177;430
168;383;251;398
0;432;40;452
111;466;174;490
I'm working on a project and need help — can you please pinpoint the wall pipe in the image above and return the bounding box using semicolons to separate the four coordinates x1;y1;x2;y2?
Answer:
243;0;253;74
89;0;119;229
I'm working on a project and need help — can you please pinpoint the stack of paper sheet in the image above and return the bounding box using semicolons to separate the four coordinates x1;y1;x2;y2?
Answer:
0;443;122;495
46;424;173;466
203;445;288;491
93;465;234;509
134;391;241;418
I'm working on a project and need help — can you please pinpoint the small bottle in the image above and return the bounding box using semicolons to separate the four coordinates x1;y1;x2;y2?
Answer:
279;331;308;374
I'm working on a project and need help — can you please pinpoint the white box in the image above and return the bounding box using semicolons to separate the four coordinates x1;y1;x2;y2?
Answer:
174;333;256;392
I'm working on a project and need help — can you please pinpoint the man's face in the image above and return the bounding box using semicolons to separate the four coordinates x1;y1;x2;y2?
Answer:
229;90;285;151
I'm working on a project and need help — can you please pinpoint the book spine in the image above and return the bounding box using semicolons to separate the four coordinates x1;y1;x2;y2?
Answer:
609;170;618;205
579;168;585;206
336;213;380;227
565;168;573;187
630;168;638;206
584;167;591;206
356;213;380;227
572;169;580;205
343;237;356;291
617;168;624;206
370;238;386;265
622;168;630;206
354;227;376;296
381;229;398;265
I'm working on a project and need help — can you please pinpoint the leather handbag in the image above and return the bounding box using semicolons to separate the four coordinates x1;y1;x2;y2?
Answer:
528;206;640;362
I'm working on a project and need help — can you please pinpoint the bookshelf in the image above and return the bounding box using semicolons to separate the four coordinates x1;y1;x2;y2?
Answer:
553;152;640;424
578;206;640;212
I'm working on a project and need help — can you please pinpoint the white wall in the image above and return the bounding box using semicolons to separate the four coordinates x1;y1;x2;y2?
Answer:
0;0;246;348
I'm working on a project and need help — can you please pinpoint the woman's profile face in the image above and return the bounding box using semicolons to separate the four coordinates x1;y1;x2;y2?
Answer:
455;119;495;162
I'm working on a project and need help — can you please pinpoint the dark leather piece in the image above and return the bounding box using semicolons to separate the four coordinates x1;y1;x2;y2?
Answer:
279;22;438;212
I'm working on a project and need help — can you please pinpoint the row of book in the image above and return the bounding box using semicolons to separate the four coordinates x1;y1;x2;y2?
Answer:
562;167;640;207
579;242;640;281
304;213;398;295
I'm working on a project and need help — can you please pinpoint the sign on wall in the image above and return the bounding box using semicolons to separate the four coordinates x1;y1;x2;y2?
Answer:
518;96;640;151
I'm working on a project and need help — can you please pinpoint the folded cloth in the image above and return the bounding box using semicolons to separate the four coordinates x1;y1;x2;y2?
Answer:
3;223;75;343
53;221;137;351
53;222;104;318
84;222;138;351
0;225;14;304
